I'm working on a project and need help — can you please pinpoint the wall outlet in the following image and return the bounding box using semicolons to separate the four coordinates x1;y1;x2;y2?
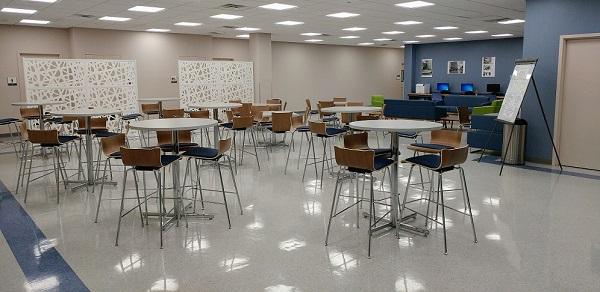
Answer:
170;76;178;84
7;77;17;86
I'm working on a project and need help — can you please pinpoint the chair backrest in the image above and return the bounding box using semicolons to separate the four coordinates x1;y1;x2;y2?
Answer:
334;146;374;171
271;112;292;132
439;145;470;169
189;110;210;119
141;103;159;114
20;107;40;119
305;99;312;111
101;133;126;156
292;115;304;128
162;108;185;118
430;130;462;148
218;138;232;154
457;106;470;124
156;130;192;144
240;103;253;117
77;117;107;129
233;116;253;129
266;99;282;104
229;99;241;104
309;121;326;135
356;115;379;121
27;129;59;145
251;105;269;122
120;147;162;167
317;101;334;117
333;97;347;102
344;132;369;150
19;122;29;141
225;110;234;122
347;101;364;106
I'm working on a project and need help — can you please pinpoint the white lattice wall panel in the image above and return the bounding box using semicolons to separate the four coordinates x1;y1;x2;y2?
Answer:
178;60;254;107
24;58;138;129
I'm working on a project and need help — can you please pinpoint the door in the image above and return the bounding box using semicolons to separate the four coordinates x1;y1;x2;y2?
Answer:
556;36;600;170
17;53;60;101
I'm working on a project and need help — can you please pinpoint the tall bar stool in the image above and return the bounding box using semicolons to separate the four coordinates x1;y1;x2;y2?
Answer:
161;108;185;118
20;107;43;128
181;138;242;229
94;133;127;223
317;101;338;125
285;114;310;174
116;147;181;248
302;121;346;187
225;116;261;171
325;146;395;258
156;130;198;153
188;110;211;145
0;118;21;157
408;130;461;154
265;112;292;150
399;145;477;255
24;129;79;203
305;98;318;120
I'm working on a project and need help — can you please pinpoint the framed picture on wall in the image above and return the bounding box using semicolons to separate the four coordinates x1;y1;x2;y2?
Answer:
482;56;496;77
421;59;433;77
447;60;465;74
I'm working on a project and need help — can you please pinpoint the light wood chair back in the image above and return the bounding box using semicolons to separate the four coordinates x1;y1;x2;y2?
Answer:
156;130;192;144
431;130;462;148
20;107;40;119
305;99;312;111
141;103;159;114
292;115;304;128
229;99;241;104
218;138;232;154
334;146;374;171
271;112;292;132
161;108;185;118
251;105;269;122
101;133;126;156
27;129;59;145
309;121;326;135
438;145;469;169
457;106;470;125
120;147;162;167
356;115;379;121
317;101;335;118
240;103;253;117
189;110;210;118
347;101;364;106
344;132;369;150
233;116;254;129
333;97;347;102
77;117;107;129
266;99;282;104
225;110;234;122
20;122;29;141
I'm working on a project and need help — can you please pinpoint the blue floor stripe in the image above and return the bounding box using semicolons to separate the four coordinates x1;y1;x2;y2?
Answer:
475;156;600;181
0;180;89;292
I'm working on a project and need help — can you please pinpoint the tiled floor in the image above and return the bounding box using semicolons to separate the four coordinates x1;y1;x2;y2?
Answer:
1;132;599;292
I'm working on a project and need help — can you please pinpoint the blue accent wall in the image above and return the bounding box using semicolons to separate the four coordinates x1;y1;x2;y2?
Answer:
522;0;600;162
404;38;523;96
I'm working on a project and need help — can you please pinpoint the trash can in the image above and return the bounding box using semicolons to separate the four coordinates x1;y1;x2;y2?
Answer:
502;118;527;165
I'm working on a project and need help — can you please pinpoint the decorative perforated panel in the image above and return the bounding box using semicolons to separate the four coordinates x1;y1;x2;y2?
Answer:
24;58;138;128
178;60;254;108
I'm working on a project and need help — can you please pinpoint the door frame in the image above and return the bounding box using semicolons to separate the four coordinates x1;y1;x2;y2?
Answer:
554;33;600;166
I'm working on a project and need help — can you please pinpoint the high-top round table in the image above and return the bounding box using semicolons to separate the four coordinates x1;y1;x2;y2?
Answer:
349;119;443;235
138;97;180;118
260;111;301;119
12;101;64;129
321;106;381;123
52;108;122;186
129;118;218;224
188;102;242;147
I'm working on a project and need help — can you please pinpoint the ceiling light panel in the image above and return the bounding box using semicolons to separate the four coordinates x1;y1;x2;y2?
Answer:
340;36;359;39
100;16;131;22
236;27;260;31
382;31;404;35
395;21;422;25
276;21;304;26
175;22;202;27
128;6;164;13
465;30;488;34
404;40;420;44
305;39;323;42
20;19;50;24
498;19;525;24
492;33;514;37
342;27;366;31
236;34;250;38
374;38;392;41
444;37;462;40
301;33;322;36
1;8;37;14
146;28;170;32
211;14;243;20
326;12;359;18
27;0;57;2
416;34;435;38
434;26;458;30
395;1;435;8
358;42;374;46
259;3;297;10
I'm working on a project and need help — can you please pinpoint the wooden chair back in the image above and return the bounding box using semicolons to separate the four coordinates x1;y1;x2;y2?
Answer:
27;129;59;145
77;117;107;129
20;122;29;141
292;115;304;128
189;110;210;119
271;112;292;132
439;145;470;169
240;103;253;117
20;107;40;119
344;132;369;150
356;115;379;121
266;99;282;104
229;99;241;104
347;101;364;106
317;101;335;118
233;116;254;129
101;133;126;156
225;110;234;122
309;121;326;135
156;130;192;145
120;147;162;167
333;97;347;102
457;106;470;125
218;138;232;154
430;130;462;148
305;99;312;111
334;146;374;171
162;108;185;118
141;103;159;114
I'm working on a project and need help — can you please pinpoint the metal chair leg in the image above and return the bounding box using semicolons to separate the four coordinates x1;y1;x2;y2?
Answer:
52;148;60;203
115;168;129;246
24;144;34;203
302;135;313;181
132;170;146;227
397;165;415;238
217;163;231;229
250;130;260;170
460;167;477;243
157;169;164;249
284;131;294;174
368;173;375;258
95;158;110;223
320;138;327;188
439;173;448;255
226;155;243;215
325;170;342;246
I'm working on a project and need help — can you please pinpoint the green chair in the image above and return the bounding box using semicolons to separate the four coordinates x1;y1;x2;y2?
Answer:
370;95;384;107
472;99;503;115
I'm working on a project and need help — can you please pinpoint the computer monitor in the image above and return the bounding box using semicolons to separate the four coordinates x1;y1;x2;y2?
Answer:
461;83;475;93
436;83;450;92
487;83;501;94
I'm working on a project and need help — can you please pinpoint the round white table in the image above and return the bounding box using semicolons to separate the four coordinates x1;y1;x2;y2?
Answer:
260;111;301;118
188;102;242;147
138;97;180;118
321;106;381;123
12;101;64;129
52;109;122;186
349;119;443;235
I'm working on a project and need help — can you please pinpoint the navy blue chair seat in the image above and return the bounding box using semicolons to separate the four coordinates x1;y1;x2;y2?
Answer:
221;122;233;129
373;148;393;158
40;135;79;147
135;155;180;171
294;125;310;132
317;127;346;137
94;131;120;138
410;143;454;151
182;147;221;160
348;157;395;173
122;113;142;120
0;118;20;125
404;154;454;173
322;116;338;123
159;142;198;152
265;125;288;134
76;128;108;135
398;132;418;139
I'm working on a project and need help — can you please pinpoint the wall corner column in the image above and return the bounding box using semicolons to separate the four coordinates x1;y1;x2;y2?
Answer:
249;33;272;102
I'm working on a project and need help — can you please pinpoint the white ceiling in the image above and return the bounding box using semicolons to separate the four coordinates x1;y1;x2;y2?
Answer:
0;0;525;47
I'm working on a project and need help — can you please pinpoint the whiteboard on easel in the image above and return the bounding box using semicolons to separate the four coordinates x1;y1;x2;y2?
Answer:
497;59;537;123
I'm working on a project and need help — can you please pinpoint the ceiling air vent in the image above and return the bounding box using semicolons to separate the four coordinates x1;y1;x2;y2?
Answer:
217;4;251;11
73;14;96;19
222;25;239;29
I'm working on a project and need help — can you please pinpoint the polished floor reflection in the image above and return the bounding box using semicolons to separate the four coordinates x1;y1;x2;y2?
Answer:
1;133;599;292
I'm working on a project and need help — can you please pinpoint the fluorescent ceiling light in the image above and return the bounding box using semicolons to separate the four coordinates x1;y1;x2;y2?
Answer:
342;27;366;31
444;37;462;40
400;45;405;48
259;3;297;10
236;34;250;38
211;14;243;20
20;19;50;24
175;22;202;27
395;21;422;25
498;19;525;24
326;12;359;18
146;28;170;32
236;27;260;31
276;21;303;26
395;1;435;8
340;36;359;39
305;39;323;42
301;32;322;36
434;26;458;30
465;30;488;34
100;16;131;22
358;42;374;46
27;0;57;2
492;33;514;37
382;31;404;35
416;34;435;38
1;7;37;14
374;38;392;41
128;6;164;13
404;40;420;44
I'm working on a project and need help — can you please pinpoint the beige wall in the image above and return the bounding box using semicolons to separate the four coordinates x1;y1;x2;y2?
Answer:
0;25;403;120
